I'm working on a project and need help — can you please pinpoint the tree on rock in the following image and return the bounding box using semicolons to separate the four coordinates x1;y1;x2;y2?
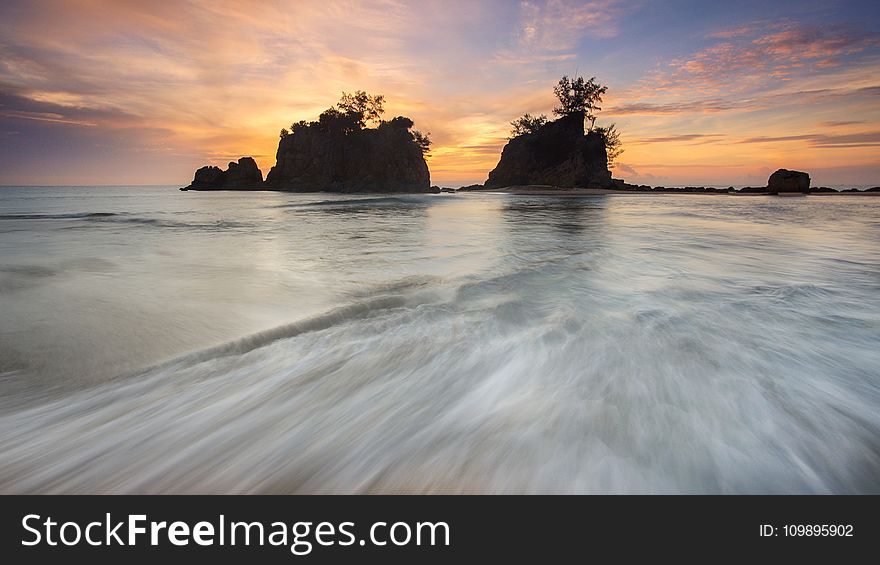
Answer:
412;130;432;155
553;75;607;130
594;124;623;167
509;113;548;138
337;90;386;127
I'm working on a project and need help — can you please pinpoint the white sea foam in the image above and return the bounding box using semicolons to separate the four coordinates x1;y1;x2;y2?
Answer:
1;187;878;492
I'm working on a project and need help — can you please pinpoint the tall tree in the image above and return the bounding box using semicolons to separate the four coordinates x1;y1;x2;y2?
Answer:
552;75;607;130
337;91;386;127
509;113;548;138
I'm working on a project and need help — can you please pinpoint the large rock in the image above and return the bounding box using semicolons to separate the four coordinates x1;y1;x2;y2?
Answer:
265;118;430;192
767;169;810;193
484;111;612;189
182;157;263;190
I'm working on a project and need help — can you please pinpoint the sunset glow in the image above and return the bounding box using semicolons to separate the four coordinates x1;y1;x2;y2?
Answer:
1;0;878;186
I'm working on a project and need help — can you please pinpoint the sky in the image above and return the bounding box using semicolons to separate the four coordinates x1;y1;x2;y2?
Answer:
0;0;879;187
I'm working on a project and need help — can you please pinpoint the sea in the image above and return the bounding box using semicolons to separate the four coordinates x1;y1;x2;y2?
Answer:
1;185;879;493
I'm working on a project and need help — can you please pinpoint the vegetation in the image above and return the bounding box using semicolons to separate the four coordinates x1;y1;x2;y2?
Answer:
411;130;432;155
509;113;548;138
506;75;622;167
277;91;430;155
594;124;623;167
552;75;607;129
337;90;386;127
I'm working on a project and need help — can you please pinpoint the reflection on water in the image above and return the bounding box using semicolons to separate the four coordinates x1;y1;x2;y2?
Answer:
502;197;607;234
0;187;879;493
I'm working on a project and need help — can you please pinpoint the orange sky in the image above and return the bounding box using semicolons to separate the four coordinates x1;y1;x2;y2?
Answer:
1;0;879;186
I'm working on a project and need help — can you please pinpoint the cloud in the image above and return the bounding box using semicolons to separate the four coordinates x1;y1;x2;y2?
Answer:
517;0;628;48
494;0;633;69
629;133;725;144
739;131;880;148
706;25;755;39
819;120;865;127
652;22;880;94
607;86;880;116
608;99;739;115
615;162;637;175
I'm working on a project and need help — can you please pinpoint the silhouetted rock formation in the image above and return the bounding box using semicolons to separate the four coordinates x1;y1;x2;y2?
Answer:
265;117;430;192
768;169;810;193
181;157;263;191
183;91;432;193
484;111;612;189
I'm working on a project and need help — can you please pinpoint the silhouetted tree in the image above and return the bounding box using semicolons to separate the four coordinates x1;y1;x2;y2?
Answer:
337;90;386;127
290;120;310;133
509;113;548;138
386;116;414;129
280;94;429;159
317;107;361;133
412;130;432;155
553;75;607;129
594;124;623;167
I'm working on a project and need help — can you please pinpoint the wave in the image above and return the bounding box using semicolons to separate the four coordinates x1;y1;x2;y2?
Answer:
1;212;252;230
276;196;430;209
104;217;252;229
0;212;118;220
2;269;879;494
146;294;413;373
749;283;834;300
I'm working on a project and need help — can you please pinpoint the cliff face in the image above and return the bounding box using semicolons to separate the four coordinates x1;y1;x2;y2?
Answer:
484;111;612;189
265;119;430;192
182;157;263;190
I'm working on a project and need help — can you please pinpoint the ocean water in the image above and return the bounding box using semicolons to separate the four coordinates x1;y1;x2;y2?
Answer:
1;185;879;493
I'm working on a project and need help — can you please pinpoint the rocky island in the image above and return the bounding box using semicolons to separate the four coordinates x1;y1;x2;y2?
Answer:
485;110;612;189
485;76;617;190
767;169;810;194
186;157;264;191
182;91;431;192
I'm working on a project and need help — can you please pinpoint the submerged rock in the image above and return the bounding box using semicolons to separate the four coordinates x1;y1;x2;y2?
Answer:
484;111;612;189
768;169;810;193
182;157;263;191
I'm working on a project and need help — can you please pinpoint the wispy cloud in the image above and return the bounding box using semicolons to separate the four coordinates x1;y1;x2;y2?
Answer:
819;120;866;127
630;134;725;144
657;21;880;92
517;0;628;48
739;131;880;148
608;99;739;115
